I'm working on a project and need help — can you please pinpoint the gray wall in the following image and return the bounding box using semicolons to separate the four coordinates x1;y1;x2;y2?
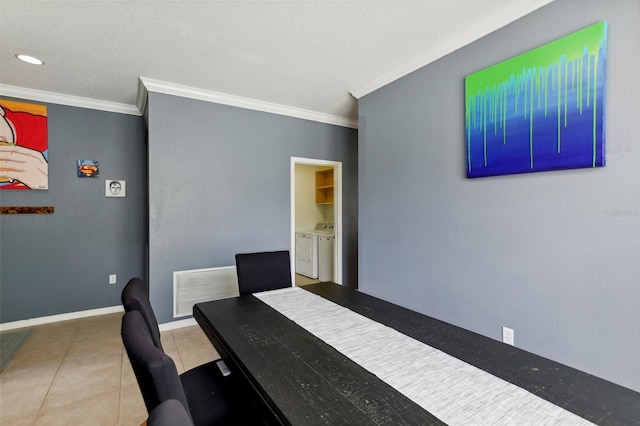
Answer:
0;100;146;322
147;92;358;324
358;0;640;392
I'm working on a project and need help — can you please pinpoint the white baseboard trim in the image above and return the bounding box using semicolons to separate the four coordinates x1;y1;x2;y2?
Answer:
159;317;198;332
0;305;124;332
1;306;199;333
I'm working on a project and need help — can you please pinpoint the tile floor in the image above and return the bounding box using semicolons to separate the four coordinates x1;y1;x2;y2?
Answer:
0;313;220;426
0;278;318;425
294;274;320;286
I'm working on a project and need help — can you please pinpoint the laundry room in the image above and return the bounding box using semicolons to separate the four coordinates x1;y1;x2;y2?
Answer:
294;163;336;284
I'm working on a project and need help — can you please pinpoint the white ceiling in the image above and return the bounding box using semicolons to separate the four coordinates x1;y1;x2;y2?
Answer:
0;0;554;127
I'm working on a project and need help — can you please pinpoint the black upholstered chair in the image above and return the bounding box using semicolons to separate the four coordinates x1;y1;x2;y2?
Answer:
235;250;292;296
121;278;269;424
121;277;236;380
122;310;259;425
121;277;163;350
148;399;194;426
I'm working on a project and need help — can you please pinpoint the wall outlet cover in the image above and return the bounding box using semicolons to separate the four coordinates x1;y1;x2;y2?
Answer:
502;326;514;345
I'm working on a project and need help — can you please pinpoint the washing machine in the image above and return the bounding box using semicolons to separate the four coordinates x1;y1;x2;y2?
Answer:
317;233;335;282
295;231;317;278
295;222;335;280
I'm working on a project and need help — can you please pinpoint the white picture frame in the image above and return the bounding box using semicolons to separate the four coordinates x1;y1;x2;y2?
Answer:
106;179;126;197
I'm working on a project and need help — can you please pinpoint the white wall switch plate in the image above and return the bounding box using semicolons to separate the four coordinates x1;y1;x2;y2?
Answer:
109;274;117;284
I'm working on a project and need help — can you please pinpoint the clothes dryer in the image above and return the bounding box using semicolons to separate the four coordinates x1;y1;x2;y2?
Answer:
295;222;334;280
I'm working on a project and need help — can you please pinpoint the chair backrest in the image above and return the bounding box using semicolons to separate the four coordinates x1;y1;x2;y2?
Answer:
121;277;163;351
235;250;292;296
148;399;194;426
121;310;192;420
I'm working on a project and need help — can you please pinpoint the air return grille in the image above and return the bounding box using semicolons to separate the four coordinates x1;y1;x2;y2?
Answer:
173;266;239;318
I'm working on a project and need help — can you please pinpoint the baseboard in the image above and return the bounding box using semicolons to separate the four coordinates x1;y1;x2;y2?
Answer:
159;317;197;331
0;305;124;331
0;306;196;332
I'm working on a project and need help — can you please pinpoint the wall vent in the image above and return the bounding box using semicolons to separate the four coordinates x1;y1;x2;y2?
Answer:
173;266;239;318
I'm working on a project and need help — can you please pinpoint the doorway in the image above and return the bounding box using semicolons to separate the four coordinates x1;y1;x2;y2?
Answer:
290;157;342;285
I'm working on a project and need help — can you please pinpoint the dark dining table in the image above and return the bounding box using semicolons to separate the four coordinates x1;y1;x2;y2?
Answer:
193;282;640;425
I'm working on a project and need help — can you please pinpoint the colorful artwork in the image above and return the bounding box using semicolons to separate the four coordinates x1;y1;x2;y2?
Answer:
77;160;99;177
465;22;607;178
0;99;49;189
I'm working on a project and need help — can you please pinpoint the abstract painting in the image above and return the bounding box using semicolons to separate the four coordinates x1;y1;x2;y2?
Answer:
465;21;607;178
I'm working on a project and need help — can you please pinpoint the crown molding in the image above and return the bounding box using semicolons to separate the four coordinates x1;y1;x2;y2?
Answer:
0;84;141;116
349;0;555;99
138;77;358;129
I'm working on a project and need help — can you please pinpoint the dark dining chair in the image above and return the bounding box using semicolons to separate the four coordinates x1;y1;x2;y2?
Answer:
121;277;234;379
121;277;163;350
235;250;293;295
147;399;194;426
122;310;260;425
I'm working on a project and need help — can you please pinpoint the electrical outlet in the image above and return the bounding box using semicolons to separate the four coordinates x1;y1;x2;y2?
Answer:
502;326;514;345
109;274;117;285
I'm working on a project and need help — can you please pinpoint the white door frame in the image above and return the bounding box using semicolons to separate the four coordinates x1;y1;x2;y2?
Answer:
290;157;342;285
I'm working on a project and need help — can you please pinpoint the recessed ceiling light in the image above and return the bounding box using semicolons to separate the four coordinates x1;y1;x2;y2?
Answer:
16;54;44;65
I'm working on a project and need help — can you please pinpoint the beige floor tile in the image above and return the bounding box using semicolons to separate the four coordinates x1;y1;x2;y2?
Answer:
295;273;321;286
62;339;123;369
0;379;50;421
178;341;219;371
121;351;139;388
170;325;211;350
119;381;148;426
35;390;120;426
0;412;38;426
74;313;122;341
0;311;221;424
21;322;77;350
160;330;177;352
120;345;148;425
73;326;121;343
0;343;67;388
165;350;185;374
44;363;121;409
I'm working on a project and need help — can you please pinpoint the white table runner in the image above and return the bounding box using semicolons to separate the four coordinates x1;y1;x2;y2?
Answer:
255;287;594;425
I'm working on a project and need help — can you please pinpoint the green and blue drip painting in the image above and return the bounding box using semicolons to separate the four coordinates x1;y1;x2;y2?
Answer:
465;22;607;178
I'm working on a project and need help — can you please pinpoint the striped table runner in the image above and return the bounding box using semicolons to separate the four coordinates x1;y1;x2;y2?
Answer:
255;287;594;425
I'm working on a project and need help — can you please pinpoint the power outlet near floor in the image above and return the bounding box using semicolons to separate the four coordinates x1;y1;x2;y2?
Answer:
502;326;514;346
109;274;117;285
